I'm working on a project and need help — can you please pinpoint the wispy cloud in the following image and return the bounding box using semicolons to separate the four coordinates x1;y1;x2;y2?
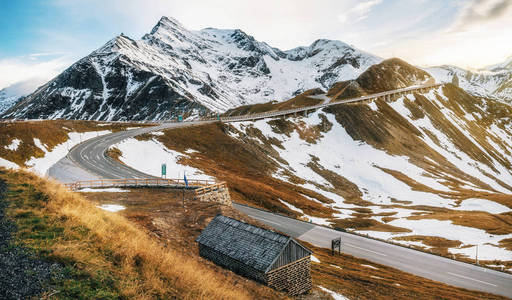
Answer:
0;56;72;90
28;52;70;60
454;0;512;29
338;0;383;23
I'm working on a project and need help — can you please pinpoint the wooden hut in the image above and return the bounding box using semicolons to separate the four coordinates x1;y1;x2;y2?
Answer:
195;215;312;295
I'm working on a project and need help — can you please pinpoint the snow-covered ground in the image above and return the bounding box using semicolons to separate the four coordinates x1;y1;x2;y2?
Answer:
318;286;350;300
0;157;19;170
4;138;21;151
450;198;511;214
27;131;111;176
232;112;453;208
97;204;126;212
113;137;214;180
0;131;112;176
358;219;512;261
81;187;129;193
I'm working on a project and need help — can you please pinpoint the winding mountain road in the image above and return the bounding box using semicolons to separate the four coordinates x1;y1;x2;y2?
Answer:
60;84;512;298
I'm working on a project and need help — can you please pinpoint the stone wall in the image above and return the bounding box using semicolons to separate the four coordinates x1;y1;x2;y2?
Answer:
266;256;312;295
194;183;232;206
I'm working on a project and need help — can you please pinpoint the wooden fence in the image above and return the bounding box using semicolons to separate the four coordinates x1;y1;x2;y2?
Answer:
64;178;217;190
194;182;228;196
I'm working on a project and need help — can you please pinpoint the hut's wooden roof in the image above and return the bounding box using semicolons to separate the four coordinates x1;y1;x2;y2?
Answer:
196;215;312;273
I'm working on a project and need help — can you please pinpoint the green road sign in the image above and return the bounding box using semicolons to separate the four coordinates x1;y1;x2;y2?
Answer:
178;115;183;122
161;163;166;176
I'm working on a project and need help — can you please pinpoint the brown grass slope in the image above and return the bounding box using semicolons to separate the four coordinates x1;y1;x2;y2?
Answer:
0;120;151;166
82;186;508;300
328;58;433;100
140;59;512;261
224;88;325;116
0;168;272;299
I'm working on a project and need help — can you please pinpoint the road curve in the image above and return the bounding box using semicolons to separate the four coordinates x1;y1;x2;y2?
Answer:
63;85;512;298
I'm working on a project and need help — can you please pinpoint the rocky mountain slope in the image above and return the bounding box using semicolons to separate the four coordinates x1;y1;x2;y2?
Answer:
114;59;512;266
425;56;512;103
2;16;381;121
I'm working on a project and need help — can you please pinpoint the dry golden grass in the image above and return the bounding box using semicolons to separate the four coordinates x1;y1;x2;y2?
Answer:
407;210;512;235
307;243;507;300
224;88;325;116
0;120;151;166
80;186;509;300
1;169;265;300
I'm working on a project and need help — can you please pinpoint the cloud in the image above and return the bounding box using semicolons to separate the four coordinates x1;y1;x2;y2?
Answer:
0;56;72;90
28;52;70;61
338;0;383;23
455;0;512;29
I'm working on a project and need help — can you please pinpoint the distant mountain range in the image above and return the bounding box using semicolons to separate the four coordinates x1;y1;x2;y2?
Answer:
425;57;512;102
0;78;51;115
1;16;511;121
1;17;381;121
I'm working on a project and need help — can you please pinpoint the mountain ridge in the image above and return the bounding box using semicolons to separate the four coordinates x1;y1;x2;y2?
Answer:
2;16;382;121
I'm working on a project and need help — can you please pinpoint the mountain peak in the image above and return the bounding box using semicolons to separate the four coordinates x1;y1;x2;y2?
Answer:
150;16;187;35
310;39;350;50
93;34;136;55
484;54;512;72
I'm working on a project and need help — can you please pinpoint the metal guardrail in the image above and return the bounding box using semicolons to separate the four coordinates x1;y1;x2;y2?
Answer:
64;178;218;190
0;84;443;124
217;83;443;123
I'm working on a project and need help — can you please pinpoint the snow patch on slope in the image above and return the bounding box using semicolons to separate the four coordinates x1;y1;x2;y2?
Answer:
27;131;111;176
113;137;213;180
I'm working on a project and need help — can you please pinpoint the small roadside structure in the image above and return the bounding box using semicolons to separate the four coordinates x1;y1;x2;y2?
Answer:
195;215;313;295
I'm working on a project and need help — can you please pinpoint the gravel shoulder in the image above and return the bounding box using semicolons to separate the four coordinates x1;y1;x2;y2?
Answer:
0;178;63;299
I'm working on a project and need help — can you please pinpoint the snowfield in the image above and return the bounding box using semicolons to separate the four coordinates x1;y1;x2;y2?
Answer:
232;113;453;208
0;157;19;170
97;204;126;212
113;137;213;180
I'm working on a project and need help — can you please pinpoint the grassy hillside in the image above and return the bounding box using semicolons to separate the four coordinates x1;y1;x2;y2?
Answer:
79;183;507;299
223;88;326;116
119;78;512;269
0;168;278;299
328;58;434;101
0;120;152;166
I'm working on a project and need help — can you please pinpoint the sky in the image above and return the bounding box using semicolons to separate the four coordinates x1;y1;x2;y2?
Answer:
1;0;512;92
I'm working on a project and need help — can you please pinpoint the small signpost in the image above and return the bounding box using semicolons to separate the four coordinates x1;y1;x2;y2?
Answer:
331;237;341;256
161;163;166;178
177;115;183;122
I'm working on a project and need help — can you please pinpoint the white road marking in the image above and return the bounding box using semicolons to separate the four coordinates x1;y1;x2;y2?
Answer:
345;243;387;256
447;272;498;287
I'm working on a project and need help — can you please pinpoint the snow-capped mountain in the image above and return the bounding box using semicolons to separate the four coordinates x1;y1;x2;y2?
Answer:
2;16;381;121
0;78;51;114
425;57;512;103
0;89;22;115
